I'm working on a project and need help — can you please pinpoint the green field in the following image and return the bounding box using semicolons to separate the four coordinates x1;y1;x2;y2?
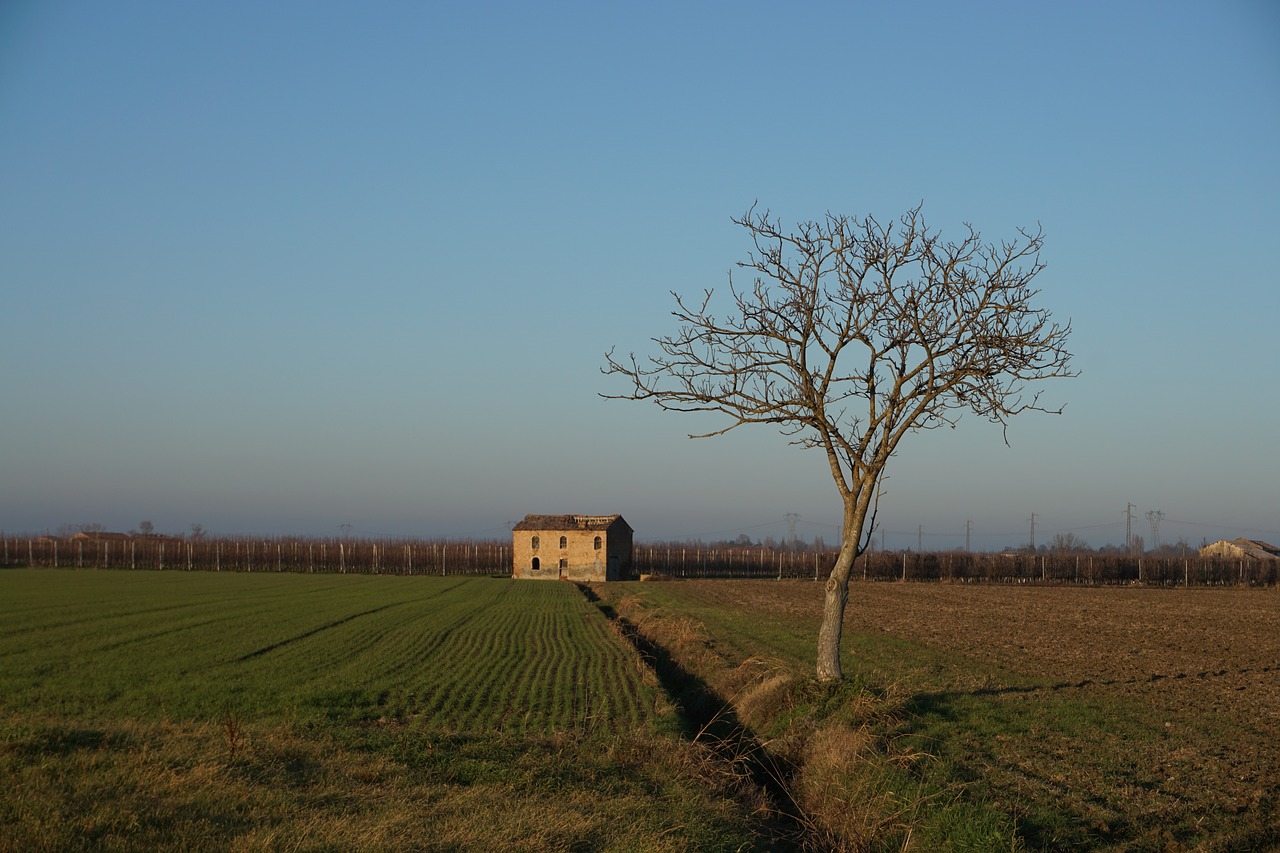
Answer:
0;570;650;731
8;569;1272;851
0;570;776;851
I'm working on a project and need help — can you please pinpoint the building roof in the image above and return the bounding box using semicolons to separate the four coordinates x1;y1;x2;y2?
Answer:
1232;538;1280;559
512;514;631;532
1203;538;1280;560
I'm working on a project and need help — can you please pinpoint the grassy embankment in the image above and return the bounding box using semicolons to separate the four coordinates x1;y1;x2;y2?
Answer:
0;569;781;852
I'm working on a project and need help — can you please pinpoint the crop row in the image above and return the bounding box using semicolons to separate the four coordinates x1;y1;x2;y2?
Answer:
0;570;654;736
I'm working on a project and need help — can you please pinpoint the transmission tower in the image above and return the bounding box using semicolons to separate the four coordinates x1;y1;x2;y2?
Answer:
1029;513;1037;551
965;519;972;552
1124;503;1136;553
784;513;800;549
1146;510;1164;551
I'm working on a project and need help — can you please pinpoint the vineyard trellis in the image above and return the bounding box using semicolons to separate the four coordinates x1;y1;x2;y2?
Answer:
0;535;510;577
633;546;1279;586
637;545;1280;584
2;533;1276;586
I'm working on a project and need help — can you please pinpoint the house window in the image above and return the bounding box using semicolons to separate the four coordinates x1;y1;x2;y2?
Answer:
559;536;567;549
593;536;602;550
531;557;540;571
559;558;568;569
531;536;539;550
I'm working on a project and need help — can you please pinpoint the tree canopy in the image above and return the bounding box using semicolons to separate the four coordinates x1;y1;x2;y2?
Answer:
605;204;1076;680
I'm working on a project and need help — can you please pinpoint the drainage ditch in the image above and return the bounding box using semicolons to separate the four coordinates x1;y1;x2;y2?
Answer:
576;584;807;850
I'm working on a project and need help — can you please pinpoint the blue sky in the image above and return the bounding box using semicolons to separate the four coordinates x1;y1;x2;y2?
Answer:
2;1;1277;549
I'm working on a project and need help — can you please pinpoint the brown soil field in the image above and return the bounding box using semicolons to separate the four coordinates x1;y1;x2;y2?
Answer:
698;581;1280;724
663;581;1280;848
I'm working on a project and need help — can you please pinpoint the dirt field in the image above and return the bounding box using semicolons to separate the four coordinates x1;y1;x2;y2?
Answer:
665;580;1280;848
697;581;1280;725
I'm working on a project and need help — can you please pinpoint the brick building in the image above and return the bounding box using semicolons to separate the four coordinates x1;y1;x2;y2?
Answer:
511;514;634;581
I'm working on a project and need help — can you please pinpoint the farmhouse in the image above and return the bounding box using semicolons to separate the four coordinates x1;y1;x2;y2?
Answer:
1199;538;1280;560
512;514;634;582
68;531;131;542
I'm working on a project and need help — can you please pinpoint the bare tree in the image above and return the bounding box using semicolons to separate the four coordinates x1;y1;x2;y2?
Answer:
1049;532;1089;553
603;204;1076;681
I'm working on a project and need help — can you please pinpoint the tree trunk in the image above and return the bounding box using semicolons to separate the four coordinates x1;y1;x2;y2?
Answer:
815;498;869;682
815;533;860;681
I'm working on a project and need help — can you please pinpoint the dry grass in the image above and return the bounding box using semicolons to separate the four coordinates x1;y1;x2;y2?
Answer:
1;715;772;851
598;585;1022;853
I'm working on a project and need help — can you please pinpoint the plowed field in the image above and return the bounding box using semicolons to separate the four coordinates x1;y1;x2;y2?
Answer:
644;580;1280;849
699;581;1280;727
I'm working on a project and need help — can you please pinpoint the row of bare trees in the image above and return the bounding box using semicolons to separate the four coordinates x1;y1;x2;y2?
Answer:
4;534;1275;586
637;545;1279;586
0;535;509;576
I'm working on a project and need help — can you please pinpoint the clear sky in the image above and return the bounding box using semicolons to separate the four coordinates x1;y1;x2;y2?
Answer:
2;1;1277;549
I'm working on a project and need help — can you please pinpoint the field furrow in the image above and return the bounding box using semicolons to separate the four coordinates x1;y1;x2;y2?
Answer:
0;571;657;736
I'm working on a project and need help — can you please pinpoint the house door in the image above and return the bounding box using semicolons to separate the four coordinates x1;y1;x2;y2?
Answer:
531;557;540;572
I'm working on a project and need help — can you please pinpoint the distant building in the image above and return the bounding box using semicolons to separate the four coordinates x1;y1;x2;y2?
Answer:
512;514;634;581
68;531;131;542
1199;538;1280;560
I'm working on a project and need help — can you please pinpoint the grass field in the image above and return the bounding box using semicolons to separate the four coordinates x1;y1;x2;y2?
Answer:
0;569;779;851
0;570;654;731
5;568;1278;851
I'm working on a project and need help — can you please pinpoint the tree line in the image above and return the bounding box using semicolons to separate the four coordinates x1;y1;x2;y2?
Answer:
1;534;509;576
3;533;1275;586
